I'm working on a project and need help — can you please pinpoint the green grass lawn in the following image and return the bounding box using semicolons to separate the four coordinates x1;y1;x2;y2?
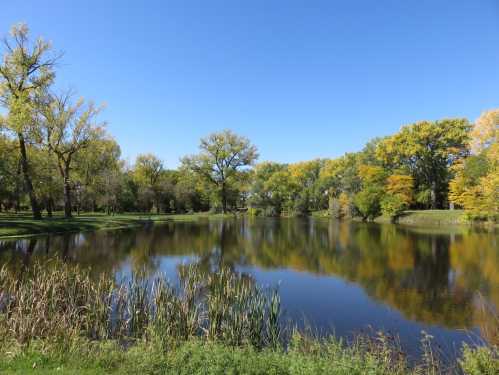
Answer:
313;209;470;227
0;212;222;238
1;339;496;375
374;209;468;226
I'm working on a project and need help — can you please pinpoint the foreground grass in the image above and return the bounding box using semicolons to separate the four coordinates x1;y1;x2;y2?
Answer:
1;337;497;375
0;339;413;375
0;212;223;238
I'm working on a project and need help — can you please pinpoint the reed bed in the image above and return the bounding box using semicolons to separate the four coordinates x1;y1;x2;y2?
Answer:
0;260;281;349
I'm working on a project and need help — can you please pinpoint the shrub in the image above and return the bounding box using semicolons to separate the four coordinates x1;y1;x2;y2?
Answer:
353;187;383;220
381;194;407;220
293;192;310;217
328;197;342;219
459;344;499;375
329;193;352;219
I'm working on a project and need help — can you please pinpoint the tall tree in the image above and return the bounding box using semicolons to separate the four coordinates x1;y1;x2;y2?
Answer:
182;130;258;213
249;162;294;215
376;119;471;209
449;110;498;219
74;136;122;212
133;154;164;213
40;91;104;218
0;133;21;211
0;23;61;219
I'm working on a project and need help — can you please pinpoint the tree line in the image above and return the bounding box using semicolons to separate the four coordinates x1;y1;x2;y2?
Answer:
0;24;497;221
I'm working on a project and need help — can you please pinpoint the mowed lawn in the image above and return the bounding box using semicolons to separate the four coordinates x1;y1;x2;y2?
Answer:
0;212;219;238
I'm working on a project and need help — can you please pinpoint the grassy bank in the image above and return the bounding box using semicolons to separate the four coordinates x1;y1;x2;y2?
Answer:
313;209;478;227
0;212;224;238
374;210;468;226
1;338;496;375
0;261;497;374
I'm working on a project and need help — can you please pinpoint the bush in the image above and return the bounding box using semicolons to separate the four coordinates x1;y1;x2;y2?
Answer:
381;194;407;220
353;187;383;221
329;193;353;219
328;197;342;219
248;207;264;216
459;344;499;375
293;192;310;217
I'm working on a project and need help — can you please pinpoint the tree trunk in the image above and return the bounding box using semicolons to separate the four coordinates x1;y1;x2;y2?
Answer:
18;133;42;219
63;164;72;218
221;182;227;214
15;195;20;213
430;181;437;209
15;162;21;213
46;197;53;218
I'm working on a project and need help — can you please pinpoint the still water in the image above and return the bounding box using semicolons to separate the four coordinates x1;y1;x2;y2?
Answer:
1;217;498;357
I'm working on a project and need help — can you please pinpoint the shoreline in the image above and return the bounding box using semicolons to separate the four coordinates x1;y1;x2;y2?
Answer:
1;210;497;240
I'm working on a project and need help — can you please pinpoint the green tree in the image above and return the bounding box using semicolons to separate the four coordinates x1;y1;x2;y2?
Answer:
376;119;471;209
29;144;62;217
289;159;325;212
352;165;387;220
0;134;22;211
182;130;258;213
319;153;362;198
175;169;208;213
249;162;293;215
40;91;105;218
0;23;61;219
133;154;165;213
73;137;122;212
353;186;383;221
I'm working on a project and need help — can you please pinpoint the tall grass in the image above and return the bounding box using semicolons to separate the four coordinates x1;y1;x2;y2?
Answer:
0;260;281;348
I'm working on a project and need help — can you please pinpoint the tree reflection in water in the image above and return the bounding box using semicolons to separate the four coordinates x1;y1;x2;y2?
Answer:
0;218;497;345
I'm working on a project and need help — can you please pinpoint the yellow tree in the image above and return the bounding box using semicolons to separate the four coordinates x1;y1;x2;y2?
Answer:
471;109;499;154
449;109;498;219
386;174;414;205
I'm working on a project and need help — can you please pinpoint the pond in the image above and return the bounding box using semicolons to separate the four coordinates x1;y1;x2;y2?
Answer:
1;217;498;358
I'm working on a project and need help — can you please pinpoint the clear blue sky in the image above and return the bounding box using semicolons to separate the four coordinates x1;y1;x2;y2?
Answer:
2;1;498;167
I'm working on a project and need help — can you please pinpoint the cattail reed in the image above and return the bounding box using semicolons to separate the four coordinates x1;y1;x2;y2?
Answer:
0;260;282;349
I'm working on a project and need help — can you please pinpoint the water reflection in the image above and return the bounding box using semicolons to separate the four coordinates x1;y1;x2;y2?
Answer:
0;218;497;348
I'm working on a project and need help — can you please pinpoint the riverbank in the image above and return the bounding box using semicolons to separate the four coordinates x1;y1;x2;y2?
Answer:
0;212;226;238
0;210;496;239
375;209;468;226
313;209;497;227
1;338;496;375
